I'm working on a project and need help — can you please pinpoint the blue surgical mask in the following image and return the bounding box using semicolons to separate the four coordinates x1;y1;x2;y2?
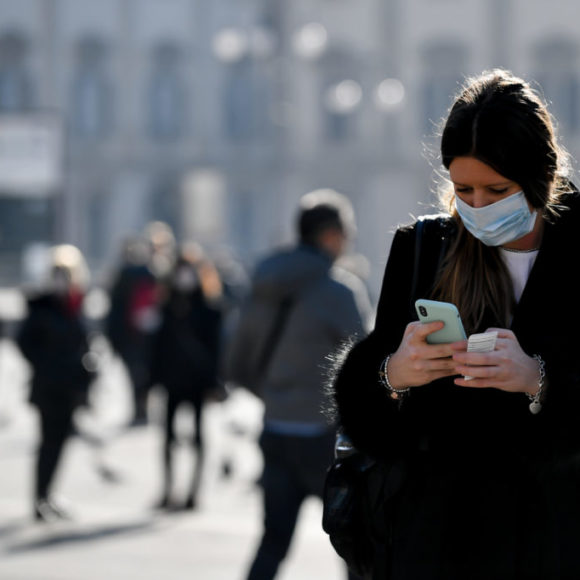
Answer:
454;191;537;246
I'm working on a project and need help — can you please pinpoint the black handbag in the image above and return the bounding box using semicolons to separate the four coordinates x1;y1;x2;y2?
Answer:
322;433;407;578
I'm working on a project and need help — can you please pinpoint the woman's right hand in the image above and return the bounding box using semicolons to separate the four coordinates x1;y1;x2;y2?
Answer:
386;321;464;389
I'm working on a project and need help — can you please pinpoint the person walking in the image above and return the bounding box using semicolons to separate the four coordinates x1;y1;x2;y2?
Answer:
150;242;224;511
105;235;162;426
16;244;96;522
331;69;580;579
226;189;372;580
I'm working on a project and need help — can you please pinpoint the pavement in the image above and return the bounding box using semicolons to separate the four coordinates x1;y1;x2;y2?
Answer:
0;332;348;580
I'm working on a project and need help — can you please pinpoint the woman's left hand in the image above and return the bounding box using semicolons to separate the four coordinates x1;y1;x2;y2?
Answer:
451;328;540;395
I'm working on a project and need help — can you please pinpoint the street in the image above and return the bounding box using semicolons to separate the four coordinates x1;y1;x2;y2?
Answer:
0;333;346;580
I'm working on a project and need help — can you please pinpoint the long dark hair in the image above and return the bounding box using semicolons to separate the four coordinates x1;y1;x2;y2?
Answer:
433;69;571;333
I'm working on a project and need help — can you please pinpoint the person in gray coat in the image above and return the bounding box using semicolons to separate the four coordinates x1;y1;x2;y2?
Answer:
226;189;372;580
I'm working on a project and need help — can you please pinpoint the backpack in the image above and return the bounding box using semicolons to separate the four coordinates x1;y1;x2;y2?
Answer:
224;291;295;395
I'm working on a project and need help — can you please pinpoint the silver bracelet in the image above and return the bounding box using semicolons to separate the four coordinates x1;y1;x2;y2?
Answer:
526;354;546;415
379;355;411;401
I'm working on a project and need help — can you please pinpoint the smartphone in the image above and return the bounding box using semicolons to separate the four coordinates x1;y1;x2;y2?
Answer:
414;299;467;344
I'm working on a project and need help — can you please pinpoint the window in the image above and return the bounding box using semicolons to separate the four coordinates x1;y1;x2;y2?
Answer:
147;42;187;141
223;59;270;142
0;30;33;112
319;49;362;143
322;80;362;142
151;177;180;236
534;39;580;135
421;42;467;134
70;36;113;140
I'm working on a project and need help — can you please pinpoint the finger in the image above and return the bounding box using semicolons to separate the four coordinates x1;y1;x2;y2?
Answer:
485;327;514;340
454;374;509;389
423;344;457;360
491;337;524;357
404;320;422;332
493;337;513;351
403;321;427;338
452;351;497;365
449;340;468;351
426;358;458;372
413;320;445;339
453;362;497;380
454;377;495;388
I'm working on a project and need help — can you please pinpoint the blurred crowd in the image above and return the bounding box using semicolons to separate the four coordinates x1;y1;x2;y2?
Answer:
1;219;251;522
0;190;373;580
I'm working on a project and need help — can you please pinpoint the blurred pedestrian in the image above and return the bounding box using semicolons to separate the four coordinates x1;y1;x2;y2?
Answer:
144;220;177;279
105;233;163;426
331;69;580;578
150;242;224;511
226;189;372;580
16;244;96;522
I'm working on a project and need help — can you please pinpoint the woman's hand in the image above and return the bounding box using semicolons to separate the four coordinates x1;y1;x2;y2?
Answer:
387;321;465;389
452;328;540;395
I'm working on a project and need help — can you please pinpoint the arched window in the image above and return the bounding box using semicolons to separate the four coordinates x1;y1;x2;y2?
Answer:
0;30;33;112
421;41;468;134
69;36;114;140
534;39;580;136
147;42;187;141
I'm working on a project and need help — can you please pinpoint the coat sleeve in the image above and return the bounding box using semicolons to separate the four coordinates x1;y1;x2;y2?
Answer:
325;272;369;342
16;307;44;366
514;207;580;459
333;225;419;460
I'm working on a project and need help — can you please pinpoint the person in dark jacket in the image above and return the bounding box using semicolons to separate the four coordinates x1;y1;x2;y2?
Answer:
105;235;163;427
332;69;580;579
150;242;223;511
226;189;372;580
17;244;95;522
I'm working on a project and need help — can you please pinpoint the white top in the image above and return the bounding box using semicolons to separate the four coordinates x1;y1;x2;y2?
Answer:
499;248;539;304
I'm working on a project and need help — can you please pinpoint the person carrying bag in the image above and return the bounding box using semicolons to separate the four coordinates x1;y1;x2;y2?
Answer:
323;216;451;579
328;69;580;579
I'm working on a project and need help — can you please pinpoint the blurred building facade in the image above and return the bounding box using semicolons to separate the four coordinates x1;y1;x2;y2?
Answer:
0;0;579;295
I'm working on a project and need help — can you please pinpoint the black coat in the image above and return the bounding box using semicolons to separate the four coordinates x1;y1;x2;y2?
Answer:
334;192;580;579
151;288;222;400
17;293;94;408
105;263;158;358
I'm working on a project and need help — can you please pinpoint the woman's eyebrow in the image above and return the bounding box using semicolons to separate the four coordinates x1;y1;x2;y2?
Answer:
452;180;513;187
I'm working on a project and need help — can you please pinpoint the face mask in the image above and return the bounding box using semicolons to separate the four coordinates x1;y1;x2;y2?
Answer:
51;269;71;296
454;191;537;247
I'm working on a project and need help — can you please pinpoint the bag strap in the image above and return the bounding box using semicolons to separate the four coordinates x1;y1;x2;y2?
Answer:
255;295;296;383
409;218;425;309
407;218;426;320
408;216;454;319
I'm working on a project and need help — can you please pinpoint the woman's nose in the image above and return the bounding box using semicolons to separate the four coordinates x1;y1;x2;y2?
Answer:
471;191;490;208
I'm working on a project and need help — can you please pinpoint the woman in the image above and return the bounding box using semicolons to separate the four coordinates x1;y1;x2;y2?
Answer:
17;244;95;522
332;69;580;578
150;243;223;511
